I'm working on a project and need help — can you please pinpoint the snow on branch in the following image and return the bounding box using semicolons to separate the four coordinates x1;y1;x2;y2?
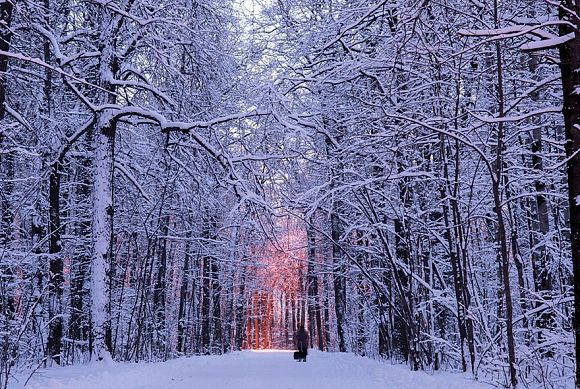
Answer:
457;20;575;39
84;0;186;29
469;106;562;124
114;161;151;203
459;21;576;52
0;50;108;92
108;106;269;135
110;106;273;207
160;110;270;133
458;24;559;39
320;0;390;51
520;32;576;51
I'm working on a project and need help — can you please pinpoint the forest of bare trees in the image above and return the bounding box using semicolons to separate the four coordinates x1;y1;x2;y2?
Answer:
0;0;578;388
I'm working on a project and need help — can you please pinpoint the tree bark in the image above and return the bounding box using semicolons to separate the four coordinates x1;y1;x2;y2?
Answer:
90;37;118;361
556;2;580;386
330;205;347;352
153;214;169;357
492;7;517;384
0;0;13;120
306;216;323;350
69;130;92;349
234;258;247;350
0;0;13;244
210;254;222;353
177;232;191;353
91;110;115;361
47;161;64;364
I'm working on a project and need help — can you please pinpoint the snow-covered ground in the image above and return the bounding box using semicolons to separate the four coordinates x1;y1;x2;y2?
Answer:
13;350;492;389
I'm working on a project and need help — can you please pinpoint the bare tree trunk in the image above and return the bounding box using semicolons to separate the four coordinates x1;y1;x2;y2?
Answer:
69;128;93;355
0;0;13;120
440;177;469;371
306;216;323;350
177;232;191;353
47;160;64;364
44;2;64;363
531;124;554;336
153;214;169;357
330;206;347;352
0;0;12;254
234;258;247;350
91;111;115;361
201;252;211;353
91;33;117;360
322;125;347;352
520;6;554;342
492;6;517;384
322;274;331;349
556;2;580;386
210;255;222;353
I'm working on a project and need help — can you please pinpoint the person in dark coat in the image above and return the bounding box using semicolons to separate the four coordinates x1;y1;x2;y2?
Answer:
295;325;309;362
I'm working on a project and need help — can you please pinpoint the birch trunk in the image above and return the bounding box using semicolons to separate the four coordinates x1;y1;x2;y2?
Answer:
91;110;115;361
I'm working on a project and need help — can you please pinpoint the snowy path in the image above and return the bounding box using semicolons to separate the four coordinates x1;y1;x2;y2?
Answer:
15;350;492;389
